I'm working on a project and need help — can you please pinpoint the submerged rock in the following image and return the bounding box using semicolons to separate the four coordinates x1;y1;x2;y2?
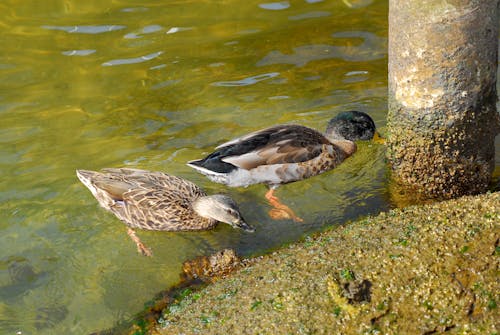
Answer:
181;248;241;282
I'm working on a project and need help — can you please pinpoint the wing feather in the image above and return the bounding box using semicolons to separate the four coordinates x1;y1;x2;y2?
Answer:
209;125;329;170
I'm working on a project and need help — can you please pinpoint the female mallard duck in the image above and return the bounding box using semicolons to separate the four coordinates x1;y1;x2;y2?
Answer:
187;111;376;222
76;168;254;256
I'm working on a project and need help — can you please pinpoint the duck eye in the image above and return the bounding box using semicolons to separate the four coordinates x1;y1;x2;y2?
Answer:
226;208;236;215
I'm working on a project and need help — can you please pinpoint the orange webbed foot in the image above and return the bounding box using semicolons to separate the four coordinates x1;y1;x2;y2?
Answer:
127;228;153;257
265;189;304;222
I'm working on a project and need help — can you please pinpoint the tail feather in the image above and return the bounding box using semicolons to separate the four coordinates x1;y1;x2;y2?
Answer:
76;169;97;191
187;157;236;174
186;161;223;176
76;169;116;210
186;161;231;185
186;159;204;167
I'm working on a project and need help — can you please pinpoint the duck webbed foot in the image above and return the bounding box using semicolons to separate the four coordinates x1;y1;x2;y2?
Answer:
265;188;303;222
127;228;153;257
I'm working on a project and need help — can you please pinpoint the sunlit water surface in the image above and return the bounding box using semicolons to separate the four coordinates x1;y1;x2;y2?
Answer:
1;1;498;334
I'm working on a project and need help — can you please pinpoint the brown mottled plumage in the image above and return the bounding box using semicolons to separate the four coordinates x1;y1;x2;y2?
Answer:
76;168;254;256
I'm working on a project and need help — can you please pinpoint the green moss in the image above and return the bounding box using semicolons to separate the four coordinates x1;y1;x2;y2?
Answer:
200;315;212;324
132;319;148;335
340;269;355;281
396;238;408;246
216;289;238;300
303;237;315;248
270;299;284;311
250;300;262;311
176;288;192;299
404;224;417;236
487;299;497;310
422;300;433;310
376;301;387;311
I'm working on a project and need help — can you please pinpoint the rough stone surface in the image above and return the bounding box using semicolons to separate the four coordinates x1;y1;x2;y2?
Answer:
387;0;500;198
153;192;499;335
181;248;241;282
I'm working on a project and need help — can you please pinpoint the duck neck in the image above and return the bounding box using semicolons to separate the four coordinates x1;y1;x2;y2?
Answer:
191;196;217;223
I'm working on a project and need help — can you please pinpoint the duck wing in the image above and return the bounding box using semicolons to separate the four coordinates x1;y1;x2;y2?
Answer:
99;168;205;196
81;168;206;230
190;124;331;173
117;187;194;230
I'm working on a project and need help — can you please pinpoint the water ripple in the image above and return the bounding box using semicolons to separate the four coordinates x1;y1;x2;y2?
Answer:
268;95;290;100
151;80;181;90
121;7;149;12
289;11;330;21
150;64;167;70
211;72;280;87
342;0;374;8
259;2;290;10
61;50;96;56
41;25;126;34
343;70;370;83
256;31;386;67
101;51;163;67
166;27;193;34
125;25;164;39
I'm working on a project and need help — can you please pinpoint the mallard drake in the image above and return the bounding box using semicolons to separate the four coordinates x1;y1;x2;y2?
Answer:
76;168;254;256
187;111;376;222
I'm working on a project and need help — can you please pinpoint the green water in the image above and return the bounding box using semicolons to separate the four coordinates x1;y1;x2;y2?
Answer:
0;1;494;334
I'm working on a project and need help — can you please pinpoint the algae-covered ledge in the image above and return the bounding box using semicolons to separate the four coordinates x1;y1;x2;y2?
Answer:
149;192;499;335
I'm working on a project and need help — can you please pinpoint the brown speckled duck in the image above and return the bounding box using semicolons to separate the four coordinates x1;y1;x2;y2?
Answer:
187;111;376;222
76;168;254;256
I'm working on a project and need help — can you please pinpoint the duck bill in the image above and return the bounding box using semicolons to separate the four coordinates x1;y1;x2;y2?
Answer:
372;131;386;145
236;218;255;233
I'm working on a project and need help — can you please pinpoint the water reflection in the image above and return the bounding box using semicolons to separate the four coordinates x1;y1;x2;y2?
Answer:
41;25;126;34
342;0;374;9
62;49;96;56
343;70;370;83
124;24;163;39
259;2;291;10
212;72;280;87
289;11;331;20
165;27;193;34
120;7;149;13
257;31;386;67
102;51;163;66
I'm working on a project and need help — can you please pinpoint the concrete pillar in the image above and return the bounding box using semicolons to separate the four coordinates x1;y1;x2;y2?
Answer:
387;0;500;199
